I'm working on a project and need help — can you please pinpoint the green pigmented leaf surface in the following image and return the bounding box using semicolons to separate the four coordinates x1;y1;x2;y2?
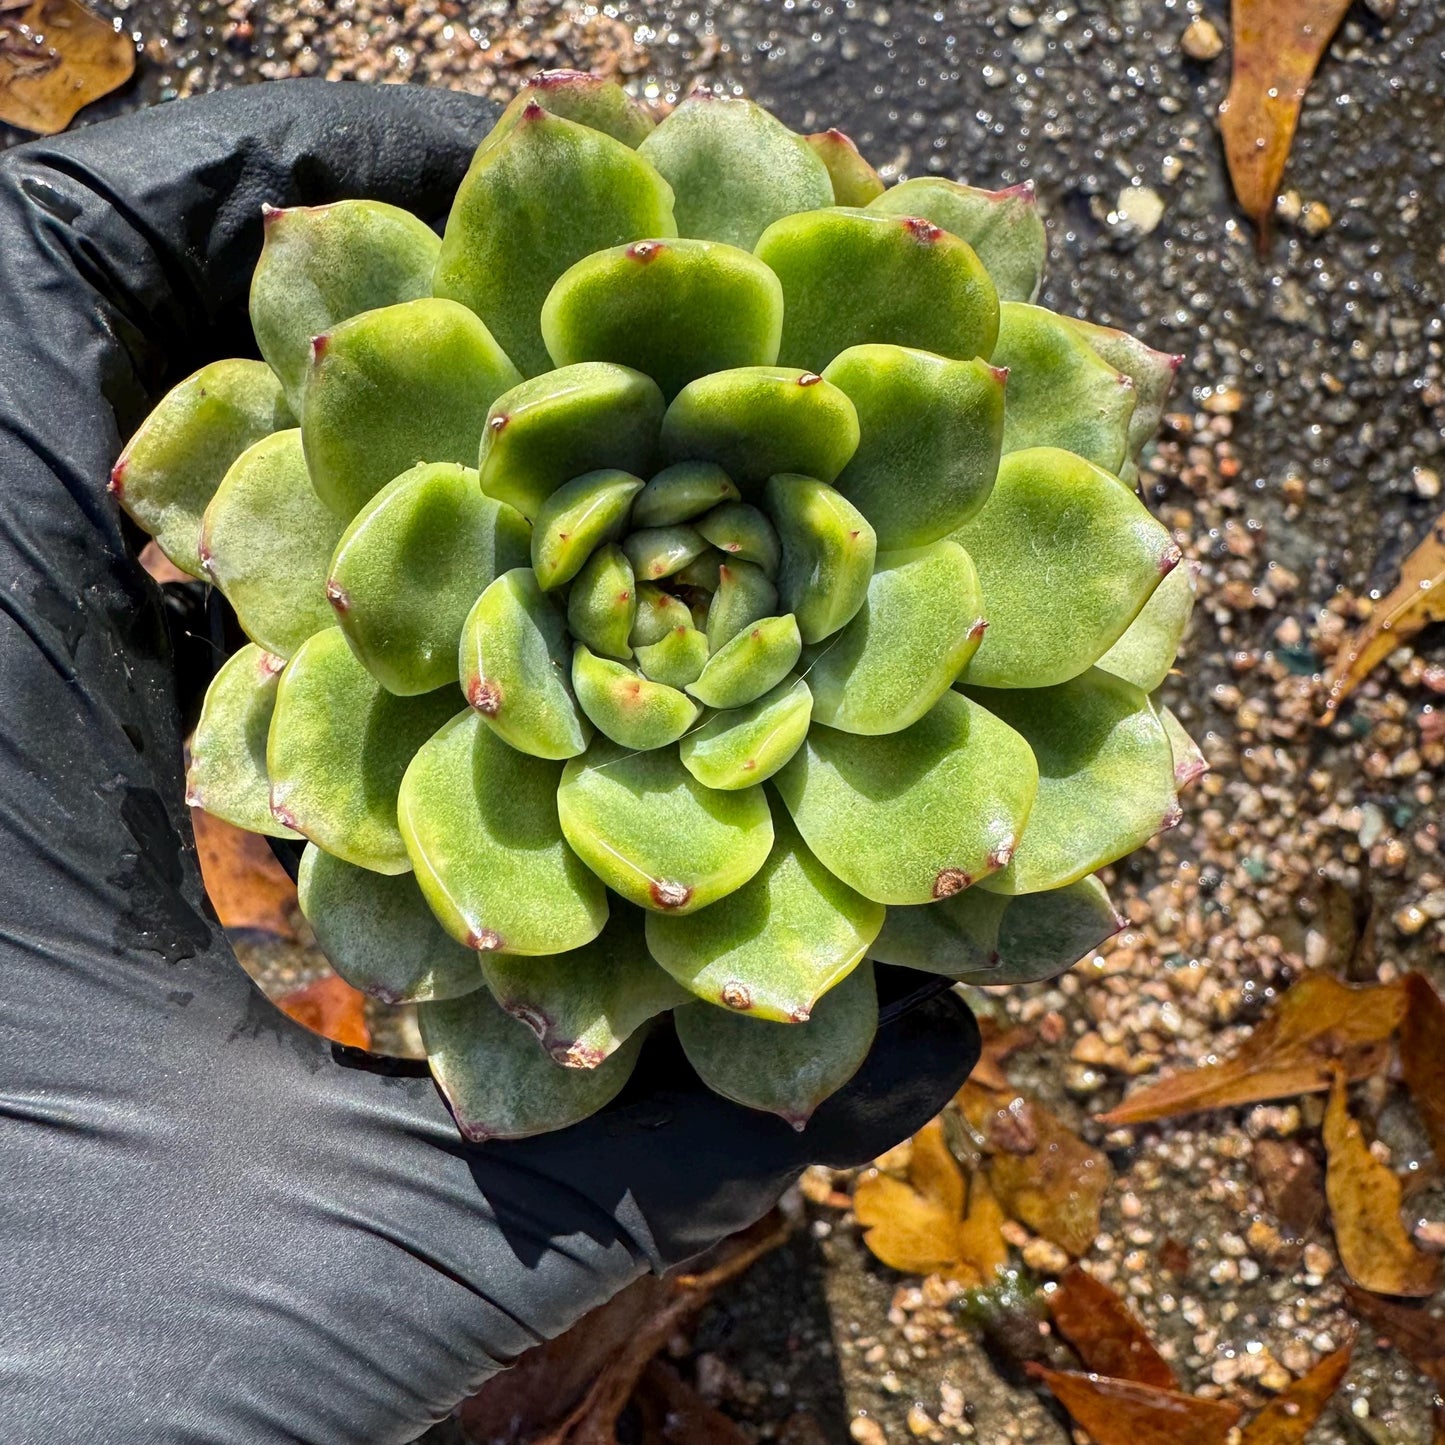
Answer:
1160;704;1209;791
695;502;780;574
688;614;801;709
478;363;665;522
634;625;709;688
755;208;1000;375
1066;316;1181;468
674;548;725;592
572;646;700;750
112;359;291;578
186;643;299;838
638;94;833;250
705;560;779;650
953;447;1180;688
488;71;656;150
766;473;877;643
674;960;878;1127
435;108;677;377
399;709;608;954
647;809;882;1020
297;843;484;1003
1096;559;1196;694
632;462;740;528
541;237;784;398
969;669;1177;895
775;689;1038;905
679;675;812;790
460;569;590;760
200;429;344;659
568;544;637;661
629;581;694;648
250;199;441;414
805;129;885;207
622;524;709;582
421;986;641;1141
302;298;520;520
822;345;1005;549
661;367;860;492
531;469;643;590
268;628;457;873
481;905;688;1067
867;178;1046;304
805;541;984;735
328;463;530;695
558;738;774;913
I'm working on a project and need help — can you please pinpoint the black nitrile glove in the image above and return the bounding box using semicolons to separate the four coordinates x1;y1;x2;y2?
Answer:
0;82;979;1444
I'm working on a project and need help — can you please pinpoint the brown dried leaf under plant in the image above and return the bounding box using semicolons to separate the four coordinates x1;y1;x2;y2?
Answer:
0;0;135;134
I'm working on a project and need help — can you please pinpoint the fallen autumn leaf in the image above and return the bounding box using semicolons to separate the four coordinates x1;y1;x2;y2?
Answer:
1400;972;1445;1165
1345;1284;1445;1391
1238;1339;1354;1445
191;806;299;940
275;973;370;1051
1047;1265;1177;1389
0;0;135;135
1027;1364;1242;1445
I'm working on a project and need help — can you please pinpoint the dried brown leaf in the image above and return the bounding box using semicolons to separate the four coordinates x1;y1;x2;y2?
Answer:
1047;1265;1177;1389
1321;512;1445;723
275;973;370;1051
1400;972;1445;1165
634;1360;749;1445
0;0;135;135
1323;1071;1438;1298
1097;973;1406;1126
191;806;299;939
1239;1339;1354;1445
1253;1138;1325;1239
1218;0;1351;238
139;539;192;585
1345;1283;1445;1391
1027;1365;1242;1445
973;1018;1033;1091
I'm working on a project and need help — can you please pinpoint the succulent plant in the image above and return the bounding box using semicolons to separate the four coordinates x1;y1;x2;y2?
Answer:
114;75;1205;1142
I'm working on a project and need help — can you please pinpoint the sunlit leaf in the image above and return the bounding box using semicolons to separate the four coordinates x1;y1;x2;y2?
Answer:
190;807;298;939
275;973;371;1050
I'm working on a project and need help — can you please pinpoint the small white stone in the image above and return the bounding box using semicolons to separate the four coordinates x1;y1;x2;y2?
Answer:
1117;184;1165;234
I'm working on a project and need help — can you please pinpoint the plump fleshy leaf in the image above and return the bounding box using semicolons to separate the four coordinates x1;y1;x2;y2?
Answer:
622;524;710;582
481;904;688;1067
541;237;785;398
755;207;1000;374
661;367;860;491
435;107;677;377
867;178;1045;304
953;447;1180;688
969;670;1178;895
198;429;344;659
420;986;641;1141
460;569;590;760
766;473;877;643
775;689;1038;904
486;70;656;150
185;643;299;838
572;645;701;749
673;961;878;1127
558;738;774;913
296;843;484;1003
110;359;291;578
705;559;779;650
638;94;833;250
399;709;608;954
694;501;781;575
679;675;813;790
1096;558;1196;693
805;129;885;207
568;543;638;660
530;469;643;590
249;199;441;414
822;345;1005;549
267;628;457;873
327;463;530;695
990;302;1136;473
647;809;882;1020
629;580;694;648
688;614;801;709
804;541;984;735
478;363;665;522
632;462;740;528
1066;316;1181;473
302;298;520;520
871;875;1121;985
634;625;709;688
1160;704;1209;791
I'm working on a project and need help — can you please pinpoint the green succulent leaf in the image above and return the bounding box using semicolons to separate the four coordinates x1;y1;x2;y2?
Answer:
249;199;440;414
558;738;774;913
185;643;299;838
660;367;860;492
634;625;710;688
679;674;813;790
479;362;665;522
775;689;1038;905
541;237;785;399
486;70;657;150
399;709;609;953
531;469;644;591
267;628;457;873
629;580;694;648
673;960;878;1128
568;543;638;661
866;178;1045;304
766;473;877;644
435;107;677;377
111;359;291;578
637;94;833;250
302;298;520;520
694;501;781;574
1096;558;1196;694
755;207;1000;375
621;523;710;582
572;645;701;749
632;462;740;528
296;843;484;1003
480;905;688;1068
952;446;1181;689
199;429;344;660
1065;317;1181;474
1159;703;1209;791
822;345;1005;549
420;986;641;1141
327;463;530;696
969;669;1178;895
804;129;885;207
804;540;985;735
704;559;780;650
460;569;591;759
687;614;801;709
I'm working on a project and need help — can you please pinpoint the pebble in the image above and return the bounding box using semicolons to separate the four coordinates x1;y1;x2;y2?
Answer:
1180;16;1224;61
1300;200;1333;237
1117;184;1165;234
851;1417;888;1445
1413;466;1441;500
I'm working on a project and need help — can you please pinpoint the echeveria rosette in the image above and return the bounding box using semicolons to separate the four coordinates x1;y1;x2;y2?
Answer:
112;75;1206;1143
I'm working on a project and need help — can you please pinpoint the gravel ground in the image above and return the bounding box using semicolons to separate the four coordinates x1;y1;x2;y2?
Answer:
9;2;1444;1442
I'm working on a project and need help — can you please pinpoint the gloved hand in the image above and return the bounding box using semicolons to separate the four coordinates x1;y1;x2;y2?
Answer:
0;81;979;1444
